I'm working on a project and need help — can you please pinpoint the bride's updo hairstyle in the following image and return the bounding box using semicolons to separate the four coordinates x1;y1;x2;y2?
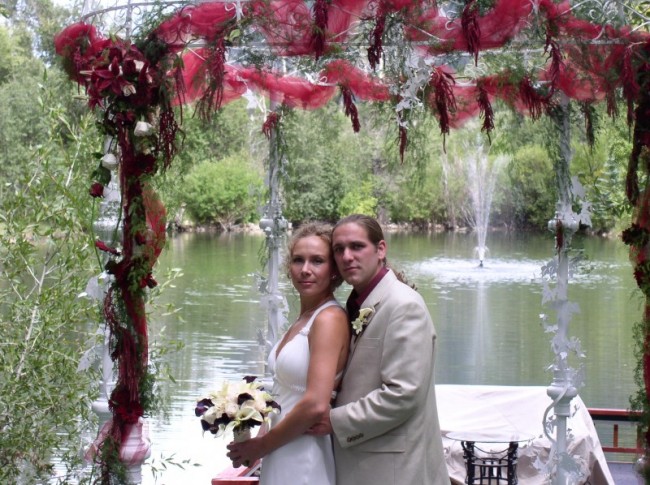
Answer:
285;222;344;291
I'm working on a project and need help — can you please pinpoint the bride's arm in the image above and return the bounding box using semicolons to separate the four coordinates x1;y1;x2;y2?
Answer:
227;306;349;466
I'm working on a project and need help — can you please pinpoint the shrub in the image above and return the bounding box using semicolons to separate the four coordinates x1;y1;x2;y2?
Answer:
183;154;264;230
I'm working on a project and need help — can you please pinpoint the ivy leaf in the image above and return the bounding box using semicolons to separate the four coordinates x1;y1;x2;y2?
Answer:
91;165;112;185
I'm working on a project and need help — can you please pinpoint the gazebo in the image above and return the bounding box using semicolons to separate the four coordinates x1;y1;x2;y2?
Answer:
54;0;650;483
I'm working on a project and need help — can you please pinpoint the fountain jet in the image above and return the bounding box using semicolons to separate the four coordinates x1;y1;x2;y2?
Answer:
461;135;506;267
475;245;487;267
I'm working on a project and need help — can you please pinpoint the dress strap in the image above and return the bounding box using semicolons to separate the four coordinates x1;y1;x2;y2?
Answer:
299;300;340;336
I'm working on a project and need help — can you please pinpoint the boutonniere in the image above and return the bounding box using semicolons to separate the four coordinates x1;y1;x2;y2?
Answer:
351;307;374;335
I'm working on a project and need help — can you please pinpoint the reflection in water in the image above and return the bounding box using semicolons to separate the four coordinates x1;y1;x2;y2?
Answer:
472;280;490;383
137;231;637;484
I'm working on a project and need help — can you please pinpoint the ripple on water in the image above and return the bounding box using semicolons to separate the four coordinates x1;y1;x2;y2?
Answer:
407;257;626;289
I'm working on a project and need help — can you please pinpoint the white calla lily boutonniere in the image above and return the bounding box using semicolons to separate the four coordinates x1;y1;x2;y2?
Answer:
351;307;374;336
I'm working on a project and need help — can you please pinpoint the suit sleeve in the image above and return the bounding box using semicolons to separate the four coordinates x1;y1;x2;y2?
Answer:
330;294;435;448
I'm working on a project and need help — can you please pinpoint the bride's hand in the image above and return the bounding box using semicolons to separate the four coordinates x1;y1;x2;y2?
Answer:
306;410;333;436
227;437;265;468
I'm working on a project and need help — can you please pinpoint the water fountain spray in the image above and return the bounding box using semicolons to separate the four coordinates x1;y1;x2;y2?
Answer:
462;134;505;267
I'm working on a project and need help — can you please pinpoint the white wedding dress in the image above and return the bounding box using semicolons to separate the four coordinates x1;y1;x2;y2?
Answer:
260;300;340;485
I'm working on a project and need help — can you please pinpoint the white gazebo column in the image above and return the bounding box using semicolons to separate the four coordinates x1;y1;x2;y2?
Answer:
258;105;288;361
88;138;121;430
545;93;583;485
546;212;579;485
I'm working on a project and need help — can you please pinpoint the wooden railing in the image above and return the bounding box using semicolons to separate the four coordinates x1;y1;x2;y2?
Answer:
588;408;643;456
212;460;260;484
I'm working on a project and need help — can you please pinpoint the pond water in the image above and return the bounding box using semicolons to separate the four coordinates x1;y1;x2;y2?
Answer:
136;230;638;484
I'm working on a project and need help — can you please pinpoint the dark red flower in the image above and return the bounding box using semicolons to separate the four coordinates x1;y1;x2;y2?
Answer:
110;386;144;425
341;85;360;133
195;398;214;417
367;7;386;70
133;153;158;176
105;259;130;284
622;223;649;247
399;125;408;164
461;0;481;65
135;231;147;245
144;273;158;288
89;182;104;198
262;112;280;139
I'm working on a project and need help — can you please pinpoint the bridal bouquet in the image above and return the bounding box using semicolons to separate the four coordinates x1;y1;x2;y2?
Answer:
195;376;280;441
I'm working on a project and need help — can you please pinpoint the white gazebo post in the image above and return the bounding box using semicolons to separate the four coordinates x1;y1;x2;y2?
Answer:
545;93;582;485
258;105;288;360
88;137;121;431
546;208;579;485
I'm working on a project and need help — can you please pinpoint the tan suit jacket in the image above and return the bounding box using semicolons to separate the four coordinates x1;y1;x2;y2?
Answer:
330;270;450;485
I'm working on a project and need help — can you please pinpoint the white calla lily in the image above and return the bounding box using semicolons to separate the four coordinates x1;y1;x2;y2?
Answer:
351;307;375;335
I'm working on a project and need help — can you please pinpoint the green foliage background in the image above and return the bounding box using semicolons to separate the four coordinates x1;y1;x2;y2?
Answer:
0;64;102;483
183;153;264;229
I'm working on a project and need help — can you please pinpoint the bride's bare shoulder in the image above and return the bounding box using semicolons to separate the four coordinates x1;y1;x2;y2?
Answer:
313;304;348;328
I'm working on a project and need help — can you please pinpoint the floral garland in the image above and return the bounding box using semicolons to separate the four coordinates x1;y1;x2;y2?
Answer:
622;40;650;478
55;24;183;481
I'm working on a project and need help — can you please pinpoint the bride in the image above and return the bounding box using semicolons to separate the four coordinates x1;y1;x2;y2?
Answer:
227;222;350;485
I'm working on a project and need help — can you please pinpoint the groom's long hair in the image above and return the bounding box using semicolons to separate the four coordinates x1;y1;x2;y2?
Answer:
334;214;416;290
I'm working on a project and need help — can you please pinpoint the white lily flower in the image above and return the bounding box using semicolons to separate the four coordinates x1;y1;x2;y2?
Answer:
122;83;137;96
134;121;154;137
101;153;119;170
236;405;263;423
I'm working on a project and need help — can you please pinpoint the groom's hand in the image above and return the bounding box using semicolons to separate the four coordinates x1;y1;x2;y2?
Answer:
306;410;333;436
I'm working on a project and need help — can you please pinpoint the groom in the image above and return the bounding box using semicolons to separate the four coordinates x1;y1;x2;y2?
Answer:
312;214;450;485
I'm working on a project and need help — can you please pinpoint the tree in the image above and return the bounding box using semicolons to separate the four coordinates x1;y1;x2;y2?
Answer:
183;154;264;230
338;179;378;216
0;24;88;193
281;104;374;223
502;144;557;229
570;108;632;233
157;100;266;227
0;79;100;484
2;0;71;63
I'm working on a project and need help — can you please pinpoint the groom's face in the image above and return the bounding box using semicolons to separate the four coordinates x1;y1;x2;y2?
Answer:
332;222;386;293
